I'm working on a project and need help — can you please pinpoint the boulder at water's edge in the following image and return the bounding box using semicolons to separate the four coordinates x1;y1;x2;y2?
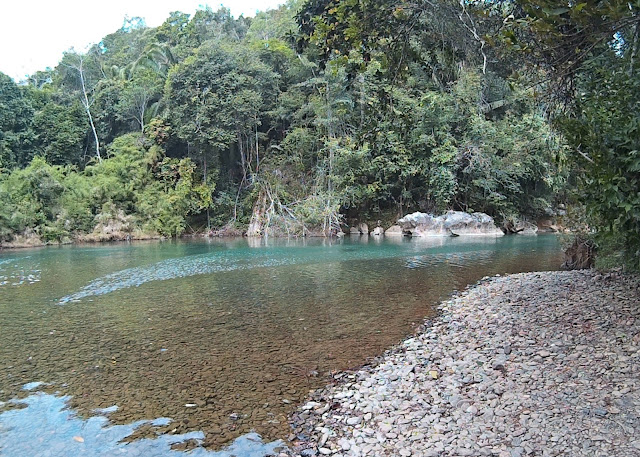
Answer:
349;222;369;235
397;211;504;237
385;225;403;236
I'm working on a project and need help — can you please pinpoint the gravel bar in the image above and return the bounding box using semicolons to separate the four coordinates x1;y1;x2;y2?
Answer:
285;270;640;457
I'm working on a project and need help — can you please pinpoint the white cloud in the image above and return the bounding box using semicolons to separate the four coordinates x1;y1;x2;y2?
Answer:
0;0;283;81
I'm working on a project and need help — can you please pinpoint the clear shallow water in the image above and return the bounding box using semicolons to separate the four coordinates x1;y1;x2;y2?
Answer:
0;235;562;455
0;390;282;457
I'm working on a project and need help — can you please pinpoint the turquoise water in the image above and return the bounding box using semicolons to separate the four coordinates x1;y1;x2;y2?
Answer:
0;235;562;456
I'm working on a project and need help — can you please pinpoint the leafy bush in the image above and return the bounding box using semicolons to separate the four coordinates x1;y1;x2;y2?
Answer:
559;56;640;270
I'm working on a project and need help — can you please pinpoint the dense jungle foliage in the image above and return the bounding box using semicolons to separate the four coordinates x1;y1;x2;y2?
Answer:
0;0;638;267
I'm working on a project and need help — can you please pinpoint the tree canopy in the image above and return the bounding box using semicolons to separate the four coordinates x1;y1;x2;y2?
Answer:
0;1;636;268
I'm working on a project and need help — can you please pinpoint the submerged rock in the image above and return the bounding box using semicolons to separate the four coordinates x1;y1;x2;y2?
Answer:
397;211;503;237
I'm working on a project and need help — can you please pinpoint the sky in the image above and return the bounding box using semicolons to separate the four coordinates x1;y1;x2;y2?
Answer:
0;0;284;82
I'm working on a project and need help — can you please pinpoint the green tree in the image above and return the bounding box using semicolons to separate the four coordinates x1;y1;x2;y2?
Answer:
505;0;640;267
246;0;301;41
0;72;35;168
0;157;67;240
560;57;640;268
30;90;88;165
165;41;279;226
58;51;104;161
115;68;162;132
184;7;250;47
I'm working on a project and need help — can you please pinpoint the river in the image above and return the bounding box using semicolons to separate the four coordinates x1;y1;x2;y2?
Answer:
0;235;562;456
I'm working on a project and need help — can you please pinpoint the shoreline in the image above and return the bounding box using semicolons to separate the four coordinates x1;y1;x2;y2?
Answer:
0;230;561;252
285;270;640;457
0;233;164;251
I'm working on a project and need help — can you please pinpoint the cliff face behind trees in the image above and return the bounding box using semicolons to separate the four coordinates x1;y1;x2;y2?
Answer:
0;1;637;268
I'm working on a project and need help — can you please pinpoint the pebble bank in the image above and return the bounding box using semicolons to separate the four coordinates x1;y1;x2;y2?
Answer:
285;270;640;457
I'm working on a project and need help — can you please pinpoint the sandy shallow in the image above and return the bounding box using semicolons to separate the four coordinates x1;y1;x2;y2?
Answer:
286;270;640;457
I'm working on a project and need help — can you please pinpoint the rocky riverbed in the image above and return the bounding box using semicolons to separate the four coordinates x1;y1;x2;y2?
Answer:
286;270;640;457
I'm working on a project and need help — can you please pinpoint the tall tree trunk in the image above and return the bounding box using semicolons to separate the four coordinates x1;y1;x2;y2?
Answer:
630;20;639;77
203;152;210;231
234;130;248;222
255;123;259;171
138;103;146;133
326;81;334;194
78;61;101;162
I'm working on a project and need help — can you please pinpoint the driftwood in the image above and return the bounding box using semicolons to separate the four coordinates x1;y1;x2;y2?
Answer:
503;221;526;234
562;236;596;270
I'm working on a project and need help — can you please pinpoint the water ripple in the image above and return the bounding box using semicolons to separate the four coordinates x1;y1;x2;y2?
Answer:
0;256;40;287
404;250;492;269
58;252;298;304
57;238;513;304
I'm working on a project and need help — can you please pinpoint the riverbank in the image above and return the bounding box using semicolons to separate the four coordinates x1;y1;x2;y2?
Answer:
287;270;640;457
